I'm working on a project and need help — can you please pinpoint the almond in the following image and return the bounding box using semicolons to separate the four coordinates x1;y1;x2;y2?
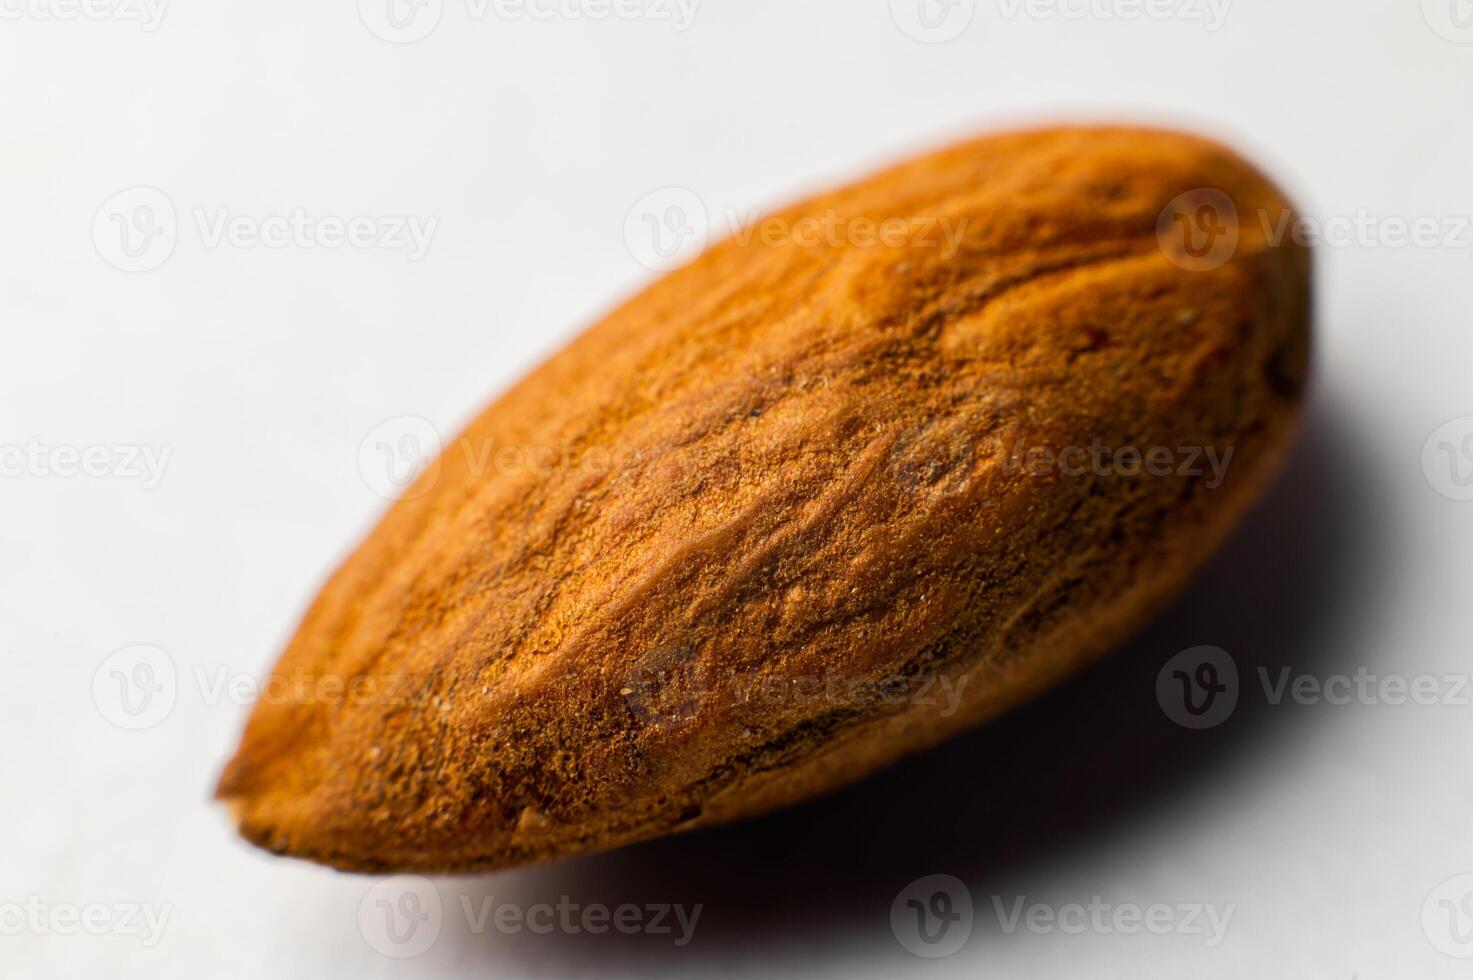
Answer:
217;126;1310;872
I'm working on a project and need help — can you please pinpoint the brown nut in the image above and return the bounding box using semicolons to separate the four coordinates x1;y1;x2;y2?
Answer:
217;126;1310;872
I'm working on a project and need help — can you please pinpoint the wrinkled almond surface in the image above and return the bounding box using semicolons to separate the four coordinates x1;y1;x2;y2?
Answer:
218;126;1310;872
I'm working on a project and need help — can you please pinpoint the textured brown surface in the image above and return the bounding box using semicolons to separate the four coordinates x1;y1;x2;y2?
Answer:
217;126;1311;873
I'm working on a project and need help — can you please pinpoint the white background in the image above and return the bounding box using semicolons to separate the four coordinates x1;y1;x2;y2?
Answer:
3;0;1472;976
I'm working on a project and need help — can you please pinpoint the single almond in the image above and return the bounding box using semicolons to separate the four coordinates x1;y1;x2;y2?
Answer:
217;126;1310;872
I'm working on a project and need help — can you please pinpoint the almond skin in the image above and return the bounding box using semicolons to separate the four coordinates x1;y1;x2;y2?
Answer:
217;126;1310;873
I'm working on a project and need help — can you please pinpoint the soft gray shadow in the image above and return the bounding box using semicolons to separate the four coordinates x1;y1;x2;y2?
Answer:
437;389;1390;976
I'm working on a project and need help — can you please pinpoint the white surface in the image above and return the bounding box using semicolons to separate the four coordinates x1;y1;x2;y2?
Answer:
2;1;1471;976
